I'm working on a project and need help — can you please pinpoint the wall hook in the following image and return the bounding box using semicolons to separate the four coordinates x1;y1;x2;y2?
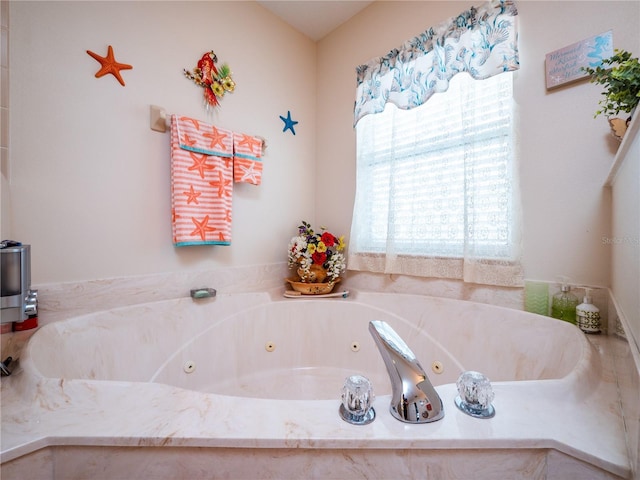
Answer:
150;105;169;133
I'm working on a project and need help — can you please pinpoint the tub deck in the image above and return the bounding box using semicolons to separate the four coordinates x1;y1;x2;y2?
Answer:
0;289;631;479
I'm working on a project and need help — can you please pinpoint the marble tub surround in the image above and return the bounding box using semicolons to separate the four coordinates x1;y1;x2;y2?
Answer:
1;266;525;364
0;291;631;479
25;294;585;389
2;265;606;360
607;294;640;479
34;262;291;323
0;446;628;480
0;262;291;361
345;270;526;311
350;272;613;334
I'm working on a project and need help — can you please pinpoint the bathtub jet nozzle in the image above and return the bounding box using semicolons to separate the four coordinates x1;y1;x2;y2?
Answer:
368;320;444;424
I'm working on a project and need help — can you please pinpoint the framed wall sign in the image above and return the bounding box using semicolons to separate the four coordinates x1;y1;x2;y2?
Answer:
545;30;613;90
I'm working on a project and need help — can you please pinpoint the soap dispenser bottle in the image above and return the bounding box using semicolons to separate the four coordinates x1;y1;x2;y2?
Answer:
550;280;579;324
576;289;601;334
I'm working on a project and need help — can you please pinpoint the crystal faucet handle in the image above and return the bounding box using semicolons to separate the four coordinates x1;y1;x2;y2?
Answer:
455;371;495;418
342;375;373;415
339;375;375;425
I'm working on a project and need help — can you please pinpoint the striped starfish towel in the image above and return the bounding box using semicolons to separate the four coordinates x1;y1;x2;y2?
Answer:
170;115;233;246
233;133;263;185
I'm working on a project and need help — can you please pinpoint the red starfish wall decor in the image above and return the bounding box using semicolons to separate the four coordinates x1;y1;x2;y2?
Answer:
86;45;133;86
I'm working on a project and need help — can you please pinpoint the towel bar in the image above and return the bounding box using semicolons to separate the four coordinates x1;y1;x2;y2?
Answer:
151;106;268;154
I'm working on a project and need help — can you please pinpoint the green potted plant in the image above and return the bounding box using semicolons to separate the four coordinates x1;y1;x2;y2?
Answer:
583;49;640;117
583;49;640;139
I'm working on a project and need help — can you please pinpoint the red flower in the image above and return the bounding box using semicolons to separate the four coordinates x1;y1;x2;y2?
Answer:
312;251;327;265
321;232;336;247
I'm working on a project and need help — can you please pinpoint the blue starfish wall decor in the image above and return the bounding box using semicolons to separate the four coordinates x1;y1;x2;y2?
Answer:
279;111;298;135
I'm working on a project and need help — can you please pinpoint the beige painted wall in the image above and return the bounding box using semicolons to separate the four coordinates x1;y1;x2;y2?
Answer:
316;0;640;288
6;1;317;283
5;1;640;289
611;121;640;346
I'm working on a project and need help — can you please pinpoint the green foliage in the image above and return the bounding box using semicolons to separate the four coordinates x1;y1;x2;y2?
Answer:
218;64;231;79
582;49;640;118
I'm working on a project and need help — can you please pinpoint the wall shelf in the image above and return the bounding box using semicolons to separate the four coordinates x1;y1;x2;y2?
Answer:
604;112;639;187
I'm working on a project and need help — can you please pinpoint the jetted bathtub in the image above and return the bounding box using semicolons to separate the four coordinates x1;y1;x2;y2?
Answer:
0;290;630;479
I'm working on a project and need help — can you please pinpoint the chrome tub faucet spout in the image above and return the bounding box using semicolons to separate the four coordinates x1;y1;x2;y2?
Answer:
368;320;444;423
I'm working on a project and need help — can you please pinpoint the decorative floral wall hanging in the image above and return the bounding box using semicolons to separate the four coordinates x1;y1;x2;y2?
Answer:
184;51;235;110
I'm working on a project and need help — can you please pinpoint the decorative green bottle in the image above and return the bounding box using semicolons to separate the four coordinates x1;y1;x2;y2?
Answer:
551;284;579;324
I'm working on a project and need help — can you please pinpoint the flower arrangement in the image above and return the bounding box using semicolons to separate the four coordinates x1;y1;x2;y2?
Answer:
184;51;235;109
288;221;346;283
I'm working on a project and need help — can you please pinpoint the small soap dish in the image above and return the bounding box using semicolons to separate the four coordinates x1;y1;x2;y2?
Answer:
190;288;217;299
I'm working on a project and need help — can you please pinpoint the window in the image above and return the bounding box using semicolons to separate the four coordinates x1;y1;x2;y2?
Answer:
349;72;522;286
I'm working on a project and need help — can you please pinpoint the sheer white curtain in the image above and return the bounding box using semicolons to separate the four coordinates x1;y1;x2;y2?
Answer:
349;0;522;287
